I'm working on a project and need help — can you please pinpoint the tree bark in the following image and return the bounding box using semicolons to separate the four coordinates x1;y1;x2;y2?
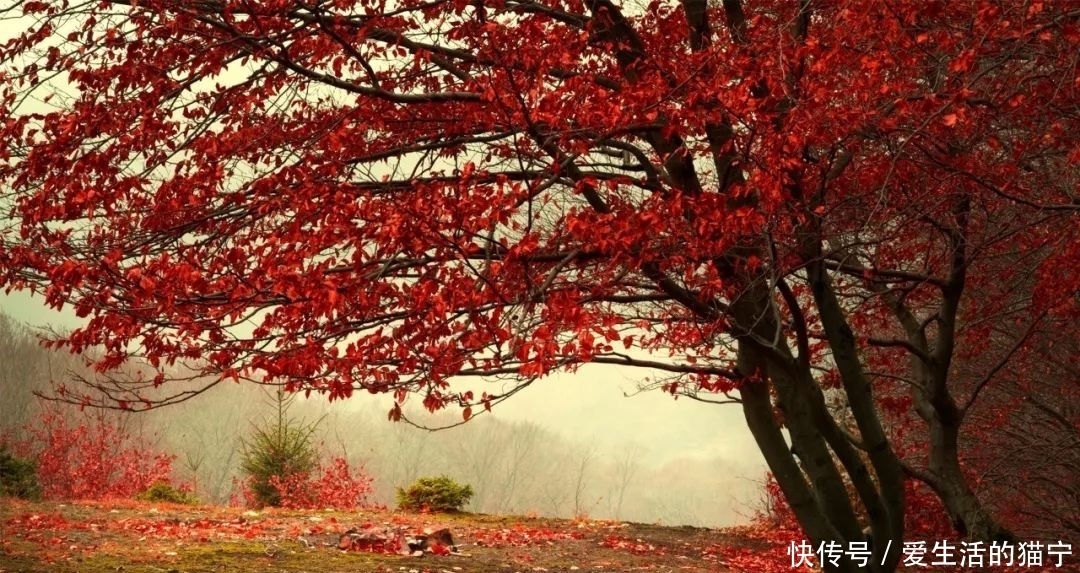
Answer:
731;272;901;573
911;386;1017;542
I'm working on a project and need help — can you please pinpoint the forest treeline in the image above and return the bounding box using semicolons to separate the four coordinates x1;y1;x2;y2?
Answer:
0;312;760;527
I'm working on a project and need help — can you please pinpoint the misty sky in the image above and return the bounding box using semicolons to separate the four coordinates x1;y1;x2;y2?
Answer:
0;289;766;471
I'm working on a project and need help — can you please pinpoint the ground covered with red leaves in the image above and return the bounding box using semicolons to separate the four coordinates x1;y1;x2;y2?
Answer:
0;499;780;572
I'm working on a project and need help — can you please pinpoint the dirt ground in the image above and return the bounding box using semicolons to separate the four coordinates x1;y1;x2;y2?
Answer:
0;500;765;572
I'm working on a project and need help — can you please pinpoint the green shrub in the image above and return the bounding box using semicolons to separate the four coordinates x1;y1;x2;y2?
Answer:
396;475;474;512
0;448;41;500
136;481;198;505
239;391;320;508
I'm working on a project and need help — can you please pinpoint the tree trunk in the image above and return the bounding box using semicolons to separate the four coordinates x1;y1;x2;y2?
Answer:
908;350;1016;543
732;276;901;573
926;413;1016;542
740;377;864;573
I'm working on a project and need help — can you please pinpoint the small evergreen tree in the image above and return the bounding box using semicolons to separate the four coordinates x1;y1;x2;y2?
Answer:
239;390;319;508
0;448;41;499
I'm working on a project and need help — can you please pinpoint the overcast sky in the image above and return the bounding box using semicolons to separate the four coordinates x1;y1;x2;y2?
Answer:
0;289;765;472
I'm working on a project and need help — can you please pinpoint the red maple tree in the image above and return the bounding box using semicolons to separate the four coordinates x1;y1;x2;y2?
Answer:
2;2;1078;572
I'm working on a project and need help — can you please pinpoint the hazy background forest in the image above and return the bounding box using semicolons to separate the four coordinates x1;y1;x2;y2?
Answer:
0;305;766;527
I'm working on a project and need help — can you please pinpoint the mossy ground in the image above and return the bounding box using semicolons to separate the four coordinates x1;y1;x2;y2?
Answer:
0;499;756;572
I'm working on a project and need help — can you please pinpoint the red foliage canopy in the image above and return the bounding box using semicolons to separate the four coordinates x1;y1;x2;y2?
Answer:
1;0;1076;409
